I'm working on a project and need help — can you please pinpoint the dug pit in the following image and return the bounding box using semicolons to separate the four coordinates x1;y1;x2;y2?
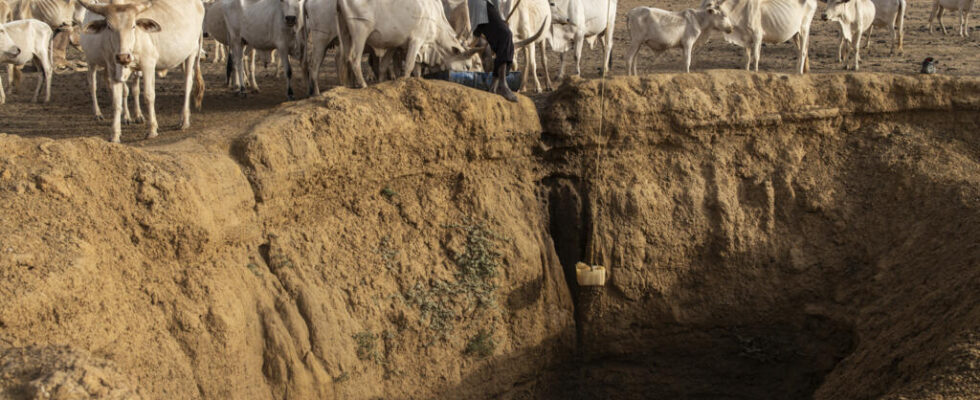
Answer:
0;72;978;400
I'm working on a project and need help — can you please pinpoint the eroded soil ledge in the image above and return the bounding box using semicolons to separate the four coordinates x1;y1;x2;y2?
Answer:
0;72;978;399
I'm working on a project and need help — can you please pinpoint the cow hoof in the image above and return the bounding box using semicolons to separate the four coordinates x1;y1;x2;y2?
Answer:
95;115;104;122
146;132;158;140
123;118;132;125
135;116;145;124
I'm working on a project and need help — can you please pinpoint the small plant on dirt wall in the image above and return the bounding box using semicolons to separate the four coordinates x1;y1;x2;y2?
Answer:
353;331;381;363
375;236;400;271
445;218;506;309
463;329;496;358
402;217;506;346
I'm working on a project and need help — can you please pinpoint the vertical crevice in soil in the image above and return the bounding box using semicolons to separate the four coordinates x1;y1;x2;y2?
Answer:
541;175;591;348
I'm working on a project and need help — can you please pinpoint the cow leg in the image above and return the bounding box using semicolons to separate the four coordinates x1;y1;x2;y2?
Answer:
540;41;552;91
929;2;939;33
0;69;5;104
32;57;43;103
346;22;371;88
602;22;616;74
574;36;584;76
249;48;260;93
626;39;640;76
854;27;863;71
132;73;144;124
179;57;194;129
864;25;873;52
840;35;844;64
307;33;327;96
530;43;542;93
401;40;423;80
89;69;102;120
752;38;762;72
519;46;531;93
897;0;905;54
142;67;158;139
939;8;948;35
33;49;52;103
557;52;566;79
798;23;812;74
280;47;294;101
11;66;21;93
683;41;695;73
959;10;966;37
230;40;247;96
110;80;125;143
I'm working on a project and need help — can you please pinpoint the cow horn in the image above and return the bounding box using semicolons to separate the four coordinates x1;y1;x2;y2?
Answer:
513;20;548;49
134;0;153;13
77;0;108;15
462;44;488;57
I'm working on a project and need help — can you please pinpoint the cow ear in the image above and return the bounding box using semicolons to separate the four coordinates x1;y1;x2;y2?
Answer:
83;19;107;34
136;18;161;32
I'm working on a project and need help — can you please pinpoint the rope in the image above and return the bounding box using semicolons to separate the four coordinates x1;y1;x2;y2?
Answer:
589;0;613;265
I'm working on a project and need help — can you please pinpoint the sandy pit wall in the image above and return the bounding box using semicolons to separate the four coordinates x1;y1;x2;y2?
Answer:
0;72;978;399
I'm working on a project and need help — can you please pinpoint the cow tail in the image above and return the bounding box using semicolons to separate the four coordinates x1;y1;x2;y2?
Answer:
194;35;205;110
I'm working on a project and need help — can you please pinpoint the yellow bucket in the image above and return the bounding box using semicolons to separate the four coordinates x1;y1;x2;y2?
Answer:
575;262;607;286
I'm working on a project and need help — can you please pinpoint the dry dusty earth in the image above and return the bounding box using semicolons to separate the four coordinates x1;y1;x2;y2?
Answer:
0;1;979;400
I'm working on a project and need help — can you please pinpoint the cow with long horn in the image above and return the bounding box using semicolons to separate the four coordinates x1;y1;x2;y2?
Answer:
78;0;205;143
335;0;535;93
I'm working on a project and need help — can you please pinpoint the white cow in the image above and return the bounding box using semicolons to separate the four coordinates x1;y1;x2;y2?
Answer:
78;0;205;143
929;0;974;37
240;0;304;100
336;0;482;88
704;0;817;74
821;0;874;71
863;0;904;55
0;19;52;104
625;3;734;74
549;0;618;77
80;10;142;123
501;0;552;92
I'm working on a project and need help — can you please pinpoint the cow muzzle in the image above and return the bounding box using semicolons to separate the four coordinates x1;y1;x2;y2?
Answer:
821;13;829;21
284;16;297;27
116;53;133;66
5;47;21;57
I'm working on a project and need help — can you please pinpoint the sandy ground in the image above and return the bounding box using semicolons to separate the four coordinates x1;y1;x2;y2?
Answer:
0;0;977;143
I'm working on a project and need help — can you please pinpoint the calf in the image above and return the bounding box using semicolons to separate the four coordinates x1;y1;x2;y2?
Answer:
0;19;52;104
929;0;974;37
625;3;733;74
822;0;875;71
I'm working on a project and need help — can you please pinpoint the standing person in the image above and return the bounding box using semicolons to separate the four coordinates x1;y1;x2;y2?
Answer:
469;0;517;102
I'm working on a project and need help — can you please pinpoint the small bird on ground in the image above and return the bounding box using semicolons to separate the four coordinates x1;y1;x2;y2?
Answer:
921;58;938;74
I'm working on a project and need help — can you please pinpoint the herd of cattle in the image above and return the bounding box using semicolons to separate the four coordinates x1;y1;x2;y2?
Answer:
0;0;975;142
